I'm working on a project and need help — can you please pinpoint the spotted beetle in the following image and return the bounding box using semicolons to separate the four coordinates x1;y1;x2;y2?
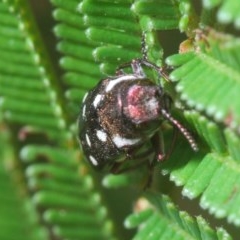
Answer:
78;57;198;173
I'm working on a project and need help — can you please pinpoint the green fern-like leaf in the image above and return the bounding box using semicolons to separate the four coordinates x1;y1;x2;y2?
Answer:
0;128;48;240
1;0;240;239
20;145;115;240
1;0;117;239
203;0;240;28
163;27;240;226
125;192;232;240
0;0;67;139
52;0;106;120
167;51;240;127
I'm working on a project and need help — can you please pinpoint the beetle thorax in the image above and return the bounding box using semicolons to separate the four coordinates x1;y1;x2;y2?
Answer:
123;84;161;124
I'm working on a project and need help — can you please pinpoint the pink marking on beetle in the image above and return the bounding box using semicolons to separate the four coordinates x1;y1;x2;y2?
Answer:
124;85;160;124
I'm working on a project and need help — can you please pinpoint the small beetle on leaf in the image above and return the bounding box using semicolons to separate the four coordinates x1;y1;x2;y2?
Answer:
78;35;198;174
78;59;198;173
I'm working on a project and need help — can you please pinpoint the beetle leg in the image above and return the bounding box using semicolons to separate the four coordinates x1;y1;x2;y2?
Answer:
115;58;171;81
151;131;165;164
163;127;178;160
141;129;179;189
131;59;146;77
115;61;132;74
115;59;146;78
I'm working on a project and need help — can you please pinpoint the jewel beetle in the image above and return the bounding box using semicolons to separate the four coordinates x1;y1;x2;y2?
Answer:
78;57;198;173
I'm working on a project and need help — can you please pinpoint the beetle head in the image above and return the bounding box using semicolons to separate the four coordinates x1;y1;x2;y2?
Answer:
123;83;163;124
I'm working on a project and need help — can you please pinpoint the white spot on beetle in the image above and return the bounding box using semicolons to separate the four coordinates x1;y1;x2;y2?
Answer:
105;75;137;92
82;105;86;118
85;133;91;147
82;92;88;103
93;94;103;108
112;134;140;148
89;155;98;166
96;129;107;142
147;98;158;111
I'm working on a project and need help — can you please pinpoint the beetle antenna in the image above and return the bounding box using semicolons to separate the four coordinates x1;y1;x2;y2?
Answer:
161;109;198;151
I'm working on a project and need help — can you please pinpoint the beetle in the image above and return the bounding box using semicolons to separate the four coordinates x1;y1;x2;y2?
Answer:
78;57;198;173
